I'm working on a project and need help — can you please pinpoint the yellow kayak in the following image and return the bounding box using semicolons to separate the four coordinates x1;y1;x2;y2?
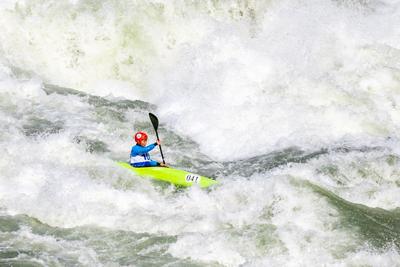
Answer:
117;162;218;188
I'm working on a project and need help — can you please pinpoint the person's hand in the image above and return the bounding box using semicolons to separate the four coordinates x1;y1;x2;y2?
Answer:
159;162;168;167
156;139;161;145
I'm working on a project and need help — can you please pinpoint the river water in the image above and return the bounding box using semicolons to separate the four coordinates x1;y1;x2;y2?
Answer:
1;0;400;266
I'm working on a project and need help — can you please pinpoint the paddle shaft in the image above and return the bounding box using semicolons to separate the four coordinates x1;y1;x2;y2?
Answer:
155;130;166;164
149;113;166;164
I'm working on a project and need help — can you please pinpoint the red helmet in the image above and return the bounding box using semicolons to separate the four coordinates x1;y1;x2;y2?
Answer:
134;131;148;143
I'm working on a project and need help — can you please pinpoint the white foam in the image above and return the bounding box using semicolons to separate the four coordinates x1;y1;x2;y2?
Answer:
1;1;400;160
149;0;400;160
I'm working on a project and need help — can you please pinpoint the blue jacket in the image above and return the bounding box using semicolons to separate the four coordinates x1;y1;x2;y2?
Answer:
130;143;159;167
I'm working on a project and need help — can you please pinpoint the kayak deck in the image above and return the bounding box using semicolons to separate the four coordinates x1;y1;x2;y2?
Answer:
117;162;218;188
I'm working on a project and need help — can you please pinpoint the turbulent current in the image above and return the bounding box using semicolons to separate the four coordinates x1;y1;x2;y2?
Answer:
1;0;400;266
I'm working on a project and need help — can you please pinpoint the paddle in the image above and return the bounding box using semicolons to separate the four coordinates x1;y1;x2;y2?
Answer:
149;113;166;165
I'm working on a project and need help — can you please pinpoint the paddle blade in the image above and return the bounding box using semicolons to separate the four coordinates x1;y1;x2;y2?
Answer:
149;113;159;131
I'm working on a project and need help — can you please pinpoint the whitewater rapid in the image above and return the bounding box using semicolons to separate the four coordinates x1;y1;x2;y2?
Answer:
1;0;400;266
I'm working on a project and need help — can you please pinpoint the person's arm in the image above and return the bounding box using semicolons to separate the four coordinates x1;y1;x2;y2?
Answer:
133;143;157;155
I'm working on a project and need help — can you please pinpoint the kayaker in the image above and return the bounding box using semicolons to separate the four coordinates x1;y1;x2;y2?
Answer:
130;131;166;167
